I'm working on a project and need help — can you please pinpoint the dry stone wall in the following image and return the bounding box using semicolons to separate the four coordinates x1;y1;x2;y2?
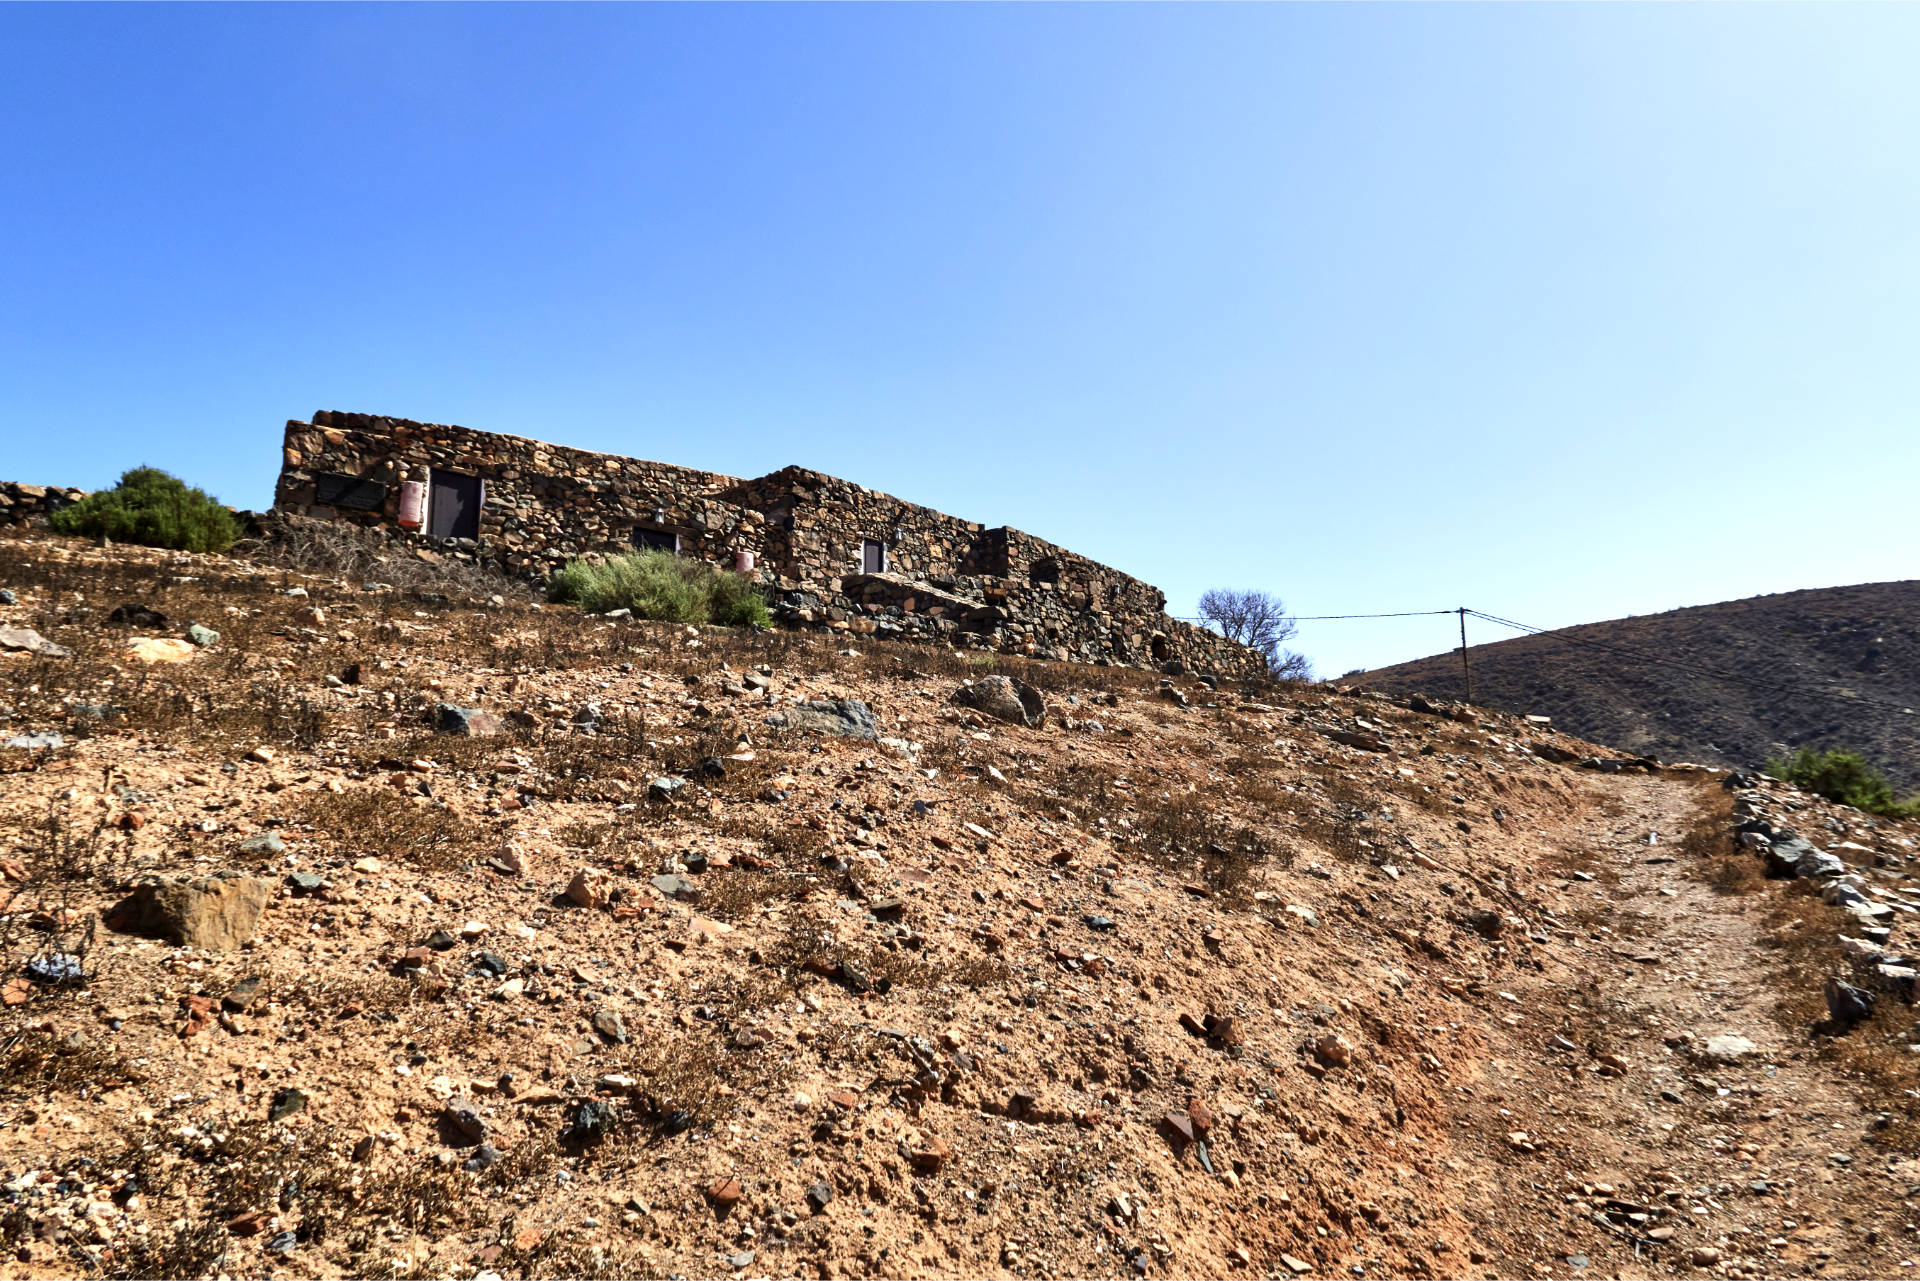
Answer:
0;482;88;528
271;412;1266;680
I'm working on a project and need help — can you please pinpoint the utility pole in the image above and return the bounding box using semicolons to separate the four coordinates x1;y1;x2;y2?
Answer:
1458;606;1474;705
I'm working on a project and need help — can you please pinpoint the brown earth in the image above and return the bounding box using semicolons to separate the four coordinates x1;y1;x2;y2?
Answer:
1350;582;1920;787
2;532;1920;1281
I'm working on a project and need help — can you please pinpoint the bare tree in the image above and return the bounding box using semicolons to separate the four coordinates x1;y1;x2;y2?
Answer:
1198;588;1314;682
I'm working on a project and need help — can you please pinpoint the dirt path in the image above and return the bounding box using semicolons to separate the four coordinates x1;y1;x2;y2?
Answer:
1452;772;1915;1280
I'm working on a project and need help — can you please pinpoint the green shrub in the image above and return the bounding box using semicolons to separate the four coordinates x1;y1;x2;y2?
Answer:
1765;747;1919;817
547;549;769;628
48;466;242;554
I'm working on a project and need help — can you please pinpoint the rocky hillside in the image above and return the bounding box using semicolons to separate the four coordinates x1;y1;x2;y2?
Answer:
3;533;1920;1281
1352;582;1920;786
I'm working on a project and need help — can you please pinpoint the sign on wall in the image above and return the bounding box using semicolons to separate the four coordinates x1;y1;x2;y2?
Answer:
314;473;390;512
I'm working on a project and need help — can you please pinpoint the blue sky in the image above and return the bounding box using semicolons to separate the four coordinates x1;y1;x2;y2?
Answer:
5;5;1918;676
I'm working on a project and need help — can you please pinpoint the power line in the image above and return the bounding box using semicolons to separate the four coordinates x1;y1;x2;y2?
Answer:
1169;608;1456;623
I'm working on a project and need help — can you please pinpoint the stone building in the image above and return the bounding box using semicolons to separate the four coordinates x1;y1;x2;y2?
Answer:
272;411;1265;678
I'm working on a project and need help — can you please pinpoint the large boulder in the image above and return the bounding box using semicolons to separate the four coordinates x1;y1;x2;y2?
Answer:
778;699;879;740
108;873;271;950
952;676;1047;729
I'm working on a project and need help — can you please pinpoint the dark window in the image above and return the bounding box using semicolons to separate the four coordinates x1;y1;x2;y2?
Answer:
633;527;679;554
862;539;888;574
313;473;388;512
428;469;482;540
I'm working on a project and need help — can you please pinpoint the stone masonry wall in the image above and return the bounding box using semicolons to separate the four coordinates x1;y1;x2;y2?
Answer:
1;482;88;528
274;413;769;576
271;412;1267;680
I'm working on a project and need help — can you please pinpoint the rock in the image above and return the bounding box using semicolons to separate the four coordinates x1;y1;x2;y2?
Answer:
593;1009;629;1044
906;1131;951;1173
0;627;67;658
433;703;503;736
125;638;198;663
109;874;271;950
463;1145;502;1171
1322;727;1389;752
237;832;287;857
2;732;62;751
1696;1034;1758;1064
565;867;612;909
952;676;1047;729
424;929;457;951
1878;964;1918;1000
1084;914;1117;931
1839;936;1887;962
288;872;323;893
1689;1247;1722;1267
1313;1033;1353;1068
806;1181;833;1211
648;776;688;802
1826;976;1876;1026
107;603;169;627
563;1098;617;1142
651;873;699;901
706;1177;743;1210
444;1096;488;1145
269;1087;307;1121
24;953;85;985
728;1252;756;1270
185;623;220;647
222;976;262;1012
780;699;879;740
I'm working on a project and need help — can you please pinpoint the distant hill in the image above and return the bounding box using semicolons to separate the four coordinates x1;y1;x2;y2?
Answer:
1352;581;1920;787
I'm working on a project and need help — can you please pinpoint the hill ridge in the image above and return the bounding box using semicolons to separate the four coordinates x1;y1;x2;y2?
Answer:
1355;579;1920;785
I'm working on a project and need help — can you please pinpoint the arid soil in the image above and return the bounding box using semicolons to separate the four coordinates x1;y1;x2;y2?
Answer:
1355;581;1920;787
1;533;1918;1281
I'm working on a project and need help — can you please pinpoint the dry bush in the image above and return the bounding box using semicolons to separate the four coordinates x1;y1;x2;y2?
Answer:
1125;789;1286;900
0;1022;144;1097
282;788;503;872
486;1231;656;1280
534;712;657;803
695;866;815;921
1706;854;1765;895
244;512;535;602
